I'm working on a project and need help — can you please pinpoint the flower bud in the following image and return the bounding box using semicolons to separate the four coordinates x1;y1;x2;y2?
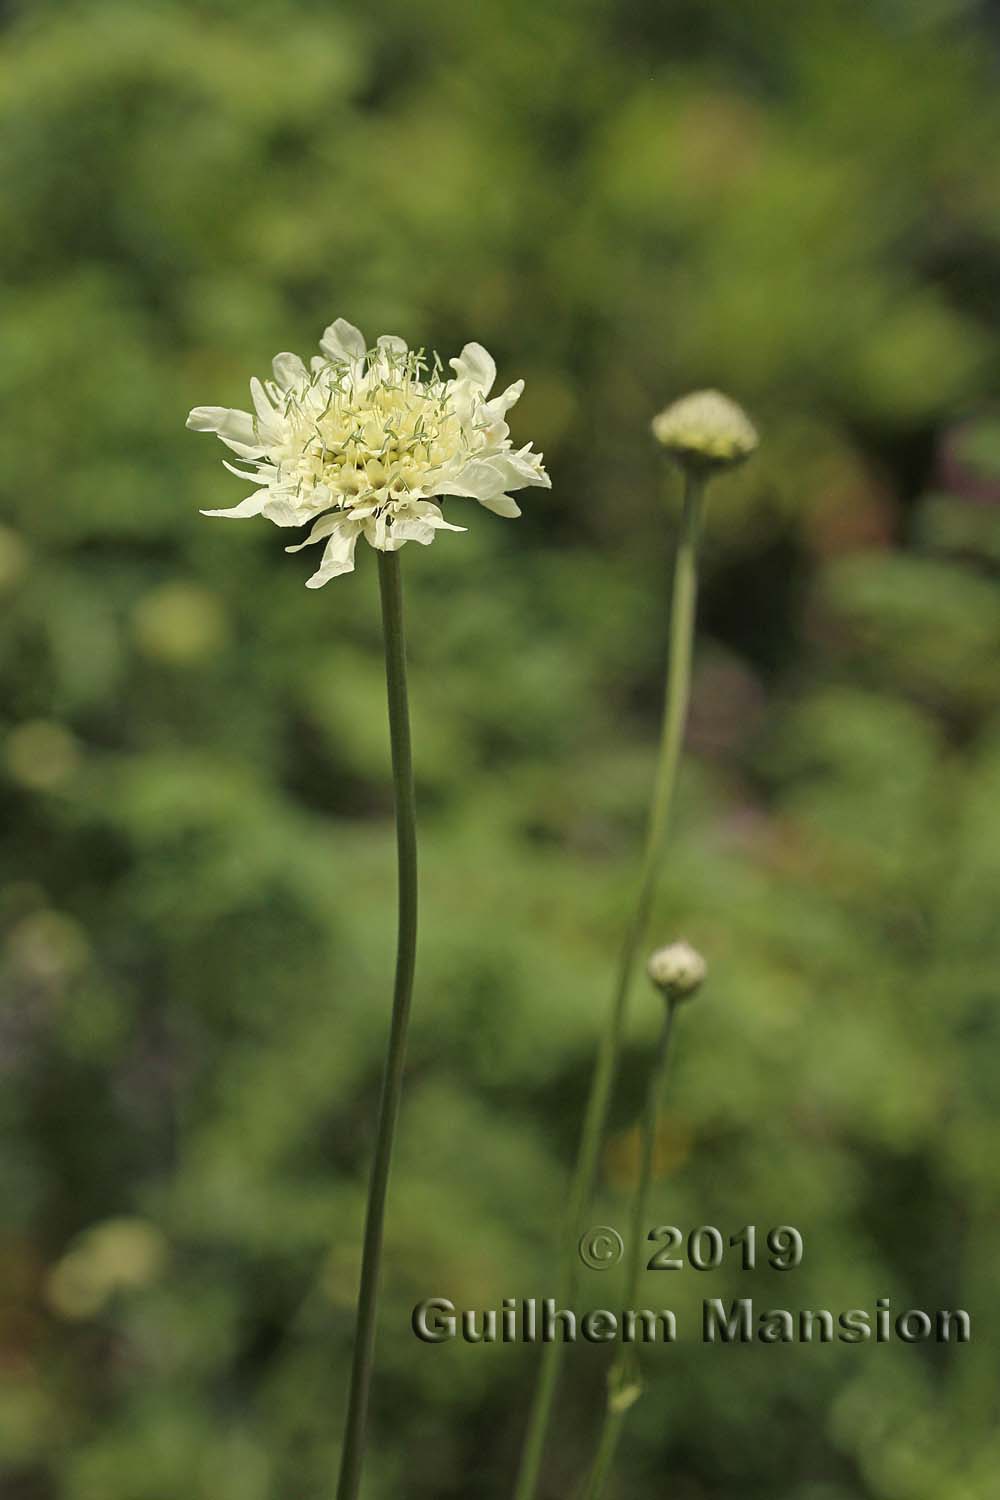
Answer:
646;940;707;1001
608;1353;643;1413
651;390;758;473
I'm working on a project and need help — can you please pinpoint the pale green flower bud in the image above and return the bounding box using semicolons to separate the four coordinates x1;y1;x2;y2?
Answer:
608;1353;643;1413
45;1218;168;1320
651;389;758;473
646;940;707;1000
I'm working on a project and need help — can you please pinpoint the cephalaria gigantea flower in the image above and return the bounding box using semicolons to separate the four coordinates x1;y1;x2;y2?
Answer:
187;320;551;586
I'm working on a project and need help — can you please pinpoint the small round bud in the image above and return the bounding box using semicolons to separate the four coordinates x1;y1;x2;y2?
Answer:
646;940;707;1000
651;390;758;473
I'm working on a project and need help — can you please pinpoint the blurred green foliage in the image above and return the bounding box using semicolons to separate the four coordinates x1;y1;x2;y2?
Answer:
2;0;1000;1497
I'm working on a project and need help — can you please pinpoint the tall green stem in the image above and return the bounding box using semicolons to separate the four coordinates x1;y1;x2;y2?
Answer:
336;551;419;1500
578;998;679;1500
512;471;705;1500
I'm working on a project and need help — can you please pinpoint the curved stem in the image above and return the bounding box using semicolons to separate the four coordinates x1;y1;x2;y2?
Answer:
336;551;419;1500
512;471;704;1500
578;998;679;1500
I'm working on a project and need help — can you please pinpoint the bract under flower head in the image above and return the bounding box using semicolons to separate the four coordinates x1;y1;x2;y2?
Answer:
187;319;551;586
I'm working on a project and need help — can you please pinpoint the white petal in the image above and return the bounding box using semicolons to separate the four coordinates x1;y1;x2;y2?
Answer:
364;512;389;551
476;493;522;518
201;493;269;519
186;406;256;445
320;318;366;364
249;377;276;424
482;380;524;420
220;436;269;460
376;334;408;358
261;496;322;527
403;500;466;533
387;518;437;547
305;522;362;587
485;448;551;490
448;342;496;395
431;457;508;501
285;513;346;553
272;351;308;390
222;459;264;482
479;418;511;447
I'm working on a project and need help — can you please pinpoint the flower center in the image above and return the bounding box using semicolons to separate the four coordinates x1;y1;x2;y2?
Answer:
271;349;467;514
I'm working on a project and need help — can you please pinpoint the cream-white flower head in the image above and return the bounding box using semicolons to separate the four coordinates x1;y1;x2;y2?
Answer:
651;390;758;472
646;940;707;1000
187;319;551;586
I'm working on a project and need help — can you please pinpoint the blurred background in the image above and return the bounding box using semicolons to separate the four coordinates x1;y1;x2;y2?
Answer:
2;0;1000;1496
